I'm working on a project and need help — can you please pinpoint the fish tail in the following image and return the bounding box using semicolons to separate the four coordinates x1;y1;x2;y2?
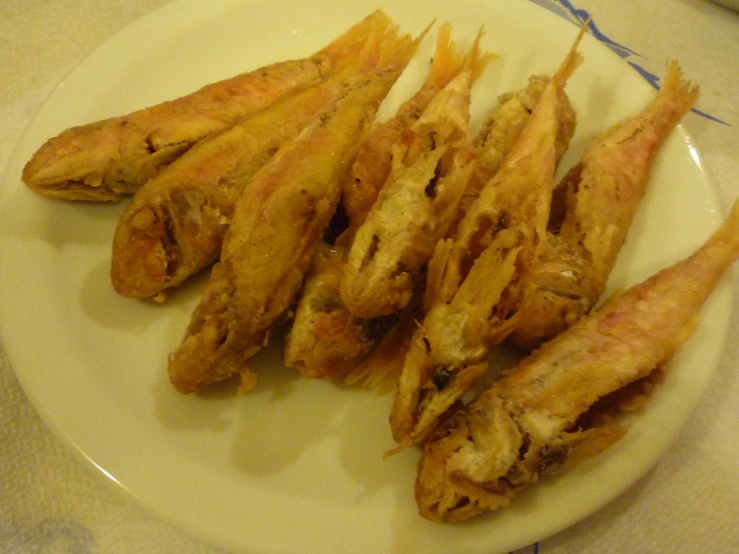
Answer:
657;60;700;116
553;19;589;85
355;17;424;75
317;10;393;68
462;26;496;85
424;22;466;88
376;20;432;74
709;199;739;261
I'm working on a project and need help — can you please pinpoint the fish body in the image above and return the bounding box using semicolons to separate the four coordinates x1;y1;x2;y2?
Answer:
285;24;471;380
454;74;577;229
390;28;585;449
22;11;388;201
110;24;405;300
342;22;467;229
416;198;739;522
511;61;700;350
168;31;419;394
285;242;393;379
340;30;490;319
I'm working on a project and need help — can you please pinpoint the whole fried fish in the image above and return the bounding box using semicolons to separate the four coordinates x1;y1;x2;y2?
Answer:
340;29;491;319
22;11;388;201
110;19;410;300
510;61;700;350
285;24;469;379
454;73;576;230
342;22;467;230
168;30;421;394
389;26;586;450
416;198;739;523
342;73;577;391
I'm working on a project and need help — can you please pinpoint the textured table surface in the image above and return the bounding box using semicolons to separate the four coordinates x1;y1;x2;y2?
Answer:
1;1;738;553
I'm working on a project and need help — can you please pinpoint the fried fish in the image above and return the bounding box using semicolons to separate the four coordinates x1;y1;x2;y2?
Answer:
416;198;739;522
22;11;388;201
110;17;408;300
168;28;421;393
510;61;700;349
340;29;491;318
389;26;586;449
285;24;469;379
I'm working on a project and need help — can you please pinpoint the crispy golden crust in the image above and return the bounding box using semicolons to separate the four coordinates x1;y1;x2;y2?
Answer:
341;31;490;318
286;24;467;385
389;26;587;450
22;11;390;201
168;30;421;393
342;22;467;228
285;243;392;379
511;61;700;350
110;56;397;299
417;199;739;522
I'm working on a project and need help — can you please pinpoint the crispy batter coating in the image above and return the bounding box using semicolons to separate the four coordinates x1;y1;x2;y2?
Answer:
168;28;422;393
341;29;491;318
22;11;389;201
510;61;700;350
390;25;586;449
416;199;739;522
285;24;467;381
110;20;408;299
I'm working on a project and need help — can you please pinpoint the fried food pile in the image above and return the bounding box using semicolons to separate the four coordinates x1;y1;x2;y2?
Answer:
25;9;739;524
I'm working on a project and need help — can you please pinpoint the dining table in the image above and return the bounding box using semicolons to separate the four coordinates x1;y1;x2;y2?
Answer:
1;0;738;553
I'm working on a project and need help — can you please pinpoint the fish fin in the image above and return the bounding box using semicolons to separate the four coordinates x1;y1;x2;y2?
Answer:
373;20;433;74
658;60;700;114
462;26;496;85
316;10;393;68
344;306;417;393
552;19;589;85
424;22;466;89
539;423;628;475
424;238;454;310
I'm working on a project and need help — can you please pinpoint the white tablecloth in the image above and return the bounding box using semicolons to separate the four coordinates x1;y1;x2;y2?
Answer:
1;1;737;553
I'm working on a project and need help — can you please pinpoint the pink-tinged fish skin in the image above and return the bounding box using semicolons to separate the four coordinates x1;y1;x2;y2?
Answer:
511;61;700;350
389;28;585;450
415;198;739;523
109;28;408;300
167;35;420;394
285;24;466;381
340;29;491;319
343;21;467;229
22;11;390;201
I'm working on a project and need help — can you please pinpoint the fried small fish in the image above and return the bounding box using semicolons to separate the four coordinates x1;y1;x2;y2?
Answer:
22;11;388;201
416;198;739;523
284;242;395;379
340;29;491;318
285;24;469;380
454;73;577;230
168;29;421;394
342;22;467;230
389;25;586;450
343;72;578;391
510;61;700;350
110;18;407;300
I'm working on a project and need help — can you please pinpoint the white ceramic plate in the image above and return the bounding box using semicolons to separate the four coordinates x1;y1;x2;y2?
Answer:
0;0;732;553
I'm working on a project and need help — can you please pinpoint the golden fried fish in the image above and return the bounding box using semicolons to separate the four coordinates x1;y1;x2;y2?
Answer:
416;198;739;522
110;19;408;300
389;25;586;450
340;29;491;318
22;11;388;201
510;61;700;350
168;29;421;393
285;24;470;380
